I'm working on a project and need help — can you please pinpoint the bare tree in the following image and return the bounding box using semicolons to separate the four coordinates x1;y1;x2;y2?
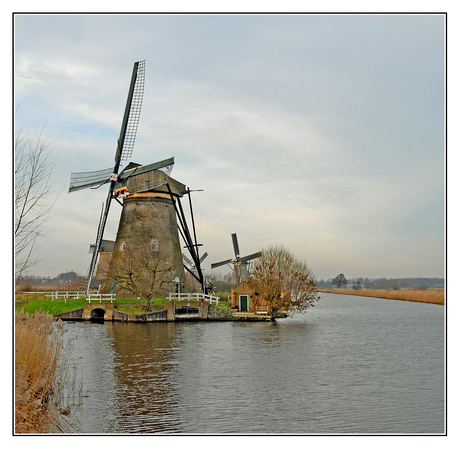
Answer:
107;244;174;312
15;128;57;284
247;245;318;320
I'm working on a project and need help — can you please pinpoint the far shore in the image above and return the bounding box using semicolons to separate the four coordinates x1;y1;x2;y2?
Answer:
317;287;444;305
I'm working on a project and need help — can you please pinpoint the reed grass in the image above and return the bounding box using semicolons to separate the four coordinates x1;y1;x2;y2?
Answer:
15;310;70;433
318;288;444;305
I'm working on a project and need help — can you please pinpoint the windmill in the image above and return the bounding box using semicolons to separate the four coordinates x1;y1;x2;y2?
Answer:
69;60;207;295
211;233;261;286
182;251;209;289
183;252;208;273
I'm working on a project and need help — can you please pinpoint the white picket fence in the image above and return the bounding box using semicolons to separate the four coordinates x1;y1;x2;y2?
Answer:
168;292;220;305
21;291;214;304
49;291;94;301
19;290;115;303
86;293;116;303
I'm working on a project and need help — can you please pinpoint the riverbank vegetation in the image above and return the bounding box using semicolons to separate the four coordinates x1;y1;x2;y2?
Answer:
15;311;68;433
318;287;444;305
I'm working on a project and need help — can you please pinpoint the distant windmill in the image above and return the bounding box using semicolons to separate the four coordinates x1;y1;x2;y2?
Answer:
211;233;261;286
69;61;207;295
183;252;208;273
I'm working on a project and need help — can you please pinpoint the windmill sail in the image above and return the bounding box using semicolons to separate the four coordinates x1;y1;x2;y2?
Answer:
118;157;174;180
232;233;240;257
182;253;194;267
211;258;233;269
68;61;146;195
68;167;114;193
115;60;145;164
240;251;262;263
183;252;208;269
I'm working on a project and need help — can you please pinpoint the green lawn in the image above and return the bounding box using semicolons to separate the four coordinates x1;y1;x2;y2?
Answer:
15;297;230;317
214;301;231;311
14;297;168;317
15;298;87;316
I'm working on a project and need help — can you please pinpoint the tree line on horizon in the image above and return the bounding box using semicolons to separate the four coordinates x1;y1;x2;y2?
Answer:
20;272;445;291
318;276;444;290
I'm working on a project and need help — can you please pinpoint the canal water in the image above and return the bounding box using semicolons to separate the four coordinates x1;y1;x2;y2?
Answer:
58;293;445;434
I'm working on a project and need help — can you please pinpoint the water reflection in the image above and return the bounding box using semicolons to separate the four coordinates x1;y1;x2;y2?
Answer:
111;323;182;433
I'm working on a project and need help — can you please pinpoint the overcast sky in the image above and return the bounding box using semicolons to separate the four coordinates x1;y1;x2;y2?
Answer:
14;13;445;281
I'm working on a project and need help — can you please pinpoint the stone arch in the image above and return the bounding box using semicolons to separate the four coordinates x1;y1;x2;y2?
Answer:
90;308;105;320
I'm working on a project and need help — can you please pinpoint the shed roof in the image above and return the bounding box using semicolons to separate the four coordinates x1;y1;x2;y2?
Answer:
232;280;255;295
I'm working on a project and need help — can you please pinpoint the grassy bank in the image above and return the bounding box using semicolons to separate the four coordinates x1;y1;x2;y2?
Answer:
15;298;87;316
14;297;159;316
15;296;232;316
15;311;68;433
318;288;444;305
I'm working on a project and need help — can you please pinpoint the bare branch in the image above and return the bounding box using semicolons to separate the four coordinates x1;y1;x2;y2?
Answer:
247;245;319;320
15;127;58;284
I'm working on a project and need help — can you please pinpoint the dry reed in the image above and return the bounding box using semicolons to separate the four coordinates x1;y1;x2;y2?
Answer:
15;310;69;433
15;283;82;295
318;288;444;305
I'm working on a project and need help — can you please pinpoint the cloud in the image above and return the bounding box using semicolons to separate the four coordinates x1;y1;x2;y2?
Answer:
14;13;445;280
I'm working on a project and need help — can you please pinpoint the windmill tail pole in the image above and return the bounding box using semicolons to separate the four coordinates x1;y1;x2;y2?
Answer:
177;194;206;294
187;188;199;251
165;183;207;294
186;188;206;293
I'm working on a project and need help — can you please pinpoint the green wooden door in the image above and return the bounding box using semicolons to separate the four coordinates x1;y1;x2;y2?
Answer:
240;295;248;312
